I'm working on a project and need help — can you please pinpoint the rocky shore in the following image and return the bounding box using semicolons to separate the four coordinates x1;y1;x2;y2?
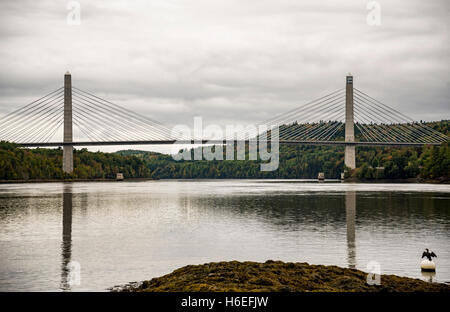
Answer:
112;260;450;292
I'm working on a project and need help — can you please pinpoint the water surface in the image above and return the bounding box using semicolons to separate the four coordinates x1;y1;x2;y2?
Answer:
0;180;449;291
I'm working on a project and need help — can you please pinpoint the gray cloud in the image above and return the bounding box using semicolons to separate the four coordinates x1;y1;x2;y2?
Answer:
0;0;449;152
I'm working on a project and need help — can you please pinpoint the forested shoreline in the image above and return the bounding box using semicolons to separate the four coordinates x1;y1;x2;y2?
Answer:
1;121;448;182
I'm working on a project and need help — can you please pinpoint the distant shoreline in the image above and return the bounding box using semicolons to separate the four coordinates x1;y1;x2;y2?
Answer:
0;178;158;184
344;177;450;184
0;177;448;184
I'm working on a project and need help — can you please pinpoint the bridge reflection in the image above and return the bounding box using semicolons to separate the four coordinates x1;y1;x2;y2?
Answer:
176;189;360;269
60;184;73;291
57;185;359;287
345;191;356;269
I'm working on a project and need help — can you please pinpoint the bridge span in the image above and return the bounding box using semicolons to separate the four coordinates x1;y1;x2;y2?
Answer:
1;72;447;173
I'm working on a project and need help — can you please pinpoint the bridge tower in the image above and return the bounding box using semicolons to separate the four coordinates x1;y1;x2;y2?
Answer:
63;71;73;173
344;74;356;169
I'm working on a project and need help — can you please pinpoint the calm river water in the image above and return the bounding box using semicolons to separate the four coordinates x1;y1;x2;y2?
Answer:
0;180;449;291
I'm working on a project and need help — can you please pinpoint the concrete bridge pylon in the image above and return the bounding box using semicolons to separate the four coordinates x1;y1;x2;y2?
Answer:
63;71;73;174
344;74;356;170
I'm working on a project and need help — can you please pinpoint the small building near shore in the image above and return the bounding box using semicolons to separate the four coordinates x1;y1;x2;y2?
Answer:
116;173;124;181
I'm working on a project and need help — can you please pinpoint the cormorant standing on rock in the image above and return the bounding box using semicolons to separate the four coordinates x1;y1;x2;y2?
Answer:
422;248;437;261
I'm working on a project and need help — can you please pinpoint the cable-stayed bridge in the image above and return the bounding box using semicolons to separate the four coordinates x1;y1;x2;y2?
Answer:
0;72;447;173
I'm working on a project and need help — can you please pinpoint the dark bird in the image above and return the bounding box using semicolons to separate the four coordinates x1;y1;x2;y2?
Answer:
422;248;437;261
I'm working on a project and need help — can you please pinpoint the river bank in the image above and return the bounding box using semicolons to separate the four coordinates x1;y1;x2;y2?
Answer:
343;177;450;184
0;177;159;184
112;261;450;292
0;177;448;184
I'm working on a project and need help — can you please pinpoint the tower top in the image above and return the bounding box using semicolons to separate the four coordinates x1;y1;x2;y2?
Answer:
346;75;353;84
65;71;71;75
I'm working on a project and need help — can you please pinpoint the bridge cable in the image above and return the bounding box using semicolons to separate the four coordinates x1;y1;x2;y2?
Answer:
72;93;172;141
355;89;448;142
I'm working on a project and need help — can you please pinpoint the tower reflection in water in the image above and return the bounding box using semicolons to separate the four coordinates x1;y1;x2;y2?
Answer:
346;191;356;269
60;184;73;291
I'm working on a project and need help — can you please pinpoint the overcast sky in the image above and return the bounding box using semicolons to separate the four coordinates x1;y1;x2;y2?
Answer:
0;0;449;152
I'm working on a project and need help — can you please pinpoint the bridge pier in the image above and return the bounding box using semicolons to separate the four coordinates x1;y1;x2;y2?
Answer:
344;74;356;169
63;72;73;174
